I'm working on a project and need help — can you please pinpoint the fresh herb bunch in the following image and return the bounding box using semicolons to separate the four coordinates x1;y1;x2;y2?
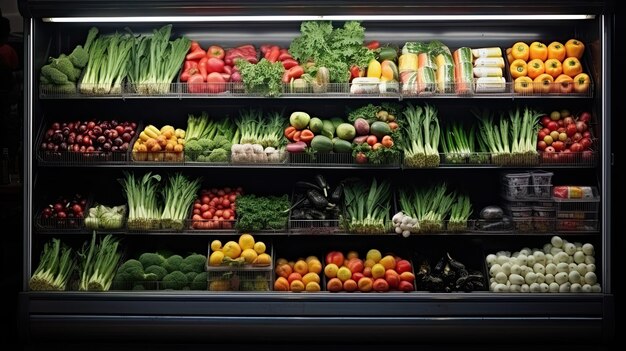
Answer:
289;21;375;83
236;58;285;97
235;194;290;231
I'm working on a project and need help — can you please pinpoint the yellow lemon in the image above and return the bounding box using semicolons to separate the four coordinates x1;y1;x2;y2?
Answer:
222;241;242;259
238;234;255;250
241;248;258;264
253;241;266;254
209;251;224;266
210;240;222;251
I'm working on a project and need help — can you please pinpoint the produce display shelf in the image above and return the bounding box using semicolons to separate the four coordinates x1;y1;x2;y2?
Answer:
39;83;594;100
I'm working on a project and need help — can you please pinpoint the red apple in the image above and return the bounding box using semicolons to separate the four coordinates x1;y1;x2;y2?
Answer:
395;260;412;274
557;120;565;127
347;258;364;273
578;111;592;123
325;251;345;267
352;272;365;282
537;140;547;151
576;121;587;133
582;131;592;138
547;121;558;131
538;131;547;140
563;116;575;125
545;146;555;153
385;270;400;289
552;140;565;152
572;132;583;142
541;116;552;127
398;281;414;292
580;137;592;149
566;123;577;137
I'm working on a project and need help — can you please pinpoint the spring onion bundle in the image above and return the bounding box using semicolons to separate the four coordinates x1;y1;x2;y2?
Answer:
119;172;162;230
160;173;202;230
448;194;472;232
401;103;441;168
185;112;216;141
395;183;469;235
78;232;121;291
80;32;134;94
475;107;541;165
127;25;191;95
29;238;75;291
343;178;392;234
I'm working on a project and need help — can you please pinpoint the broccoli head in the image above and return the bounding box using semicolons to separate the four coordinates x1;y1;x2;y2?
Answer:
181;254;207;273
186;271;198;283
208;148;228;162
145;265;168;281
162;271;188;290
138;252;165;268
191;272;208;290
114;259;145;283
198;138;214;150
185;140;203;156
162;255;184;273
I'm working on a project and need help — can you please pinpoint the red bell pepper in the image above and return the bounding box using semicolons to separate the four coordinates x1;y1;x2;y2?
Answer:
292;131;302;142
184;60;198;71
186;48;206;61
299;129;314;144
260;44;272;55
284;126;297;141
282;65;304;83
198;57;209;80
282;58;299;70
365;40;380;50
267;46;280;63
278;52;293;61
190;41;201;51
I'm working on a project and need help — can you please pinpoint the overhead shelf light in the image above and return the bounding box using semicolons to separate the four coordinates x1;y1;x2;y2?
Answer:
43;14;594;23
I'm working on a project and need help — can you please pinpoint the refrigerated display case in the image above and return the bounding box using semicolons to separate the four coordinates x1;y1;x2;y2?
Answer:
18;0;614;343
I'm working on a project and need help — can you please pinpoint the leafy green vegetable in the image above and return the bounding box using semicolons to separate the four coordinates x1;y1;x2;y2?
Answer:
342;178;391;234
236;58;285;97
289;21;375;83
235;194;290;231
78;232;122;291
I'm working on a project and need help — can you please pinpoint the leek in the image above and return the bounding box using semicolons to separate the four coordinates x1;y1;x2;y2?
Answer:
160;173;202;230
448;194;472;232
78;232;121;291
119;172;162;230
343;178;391;234
29;238;75;291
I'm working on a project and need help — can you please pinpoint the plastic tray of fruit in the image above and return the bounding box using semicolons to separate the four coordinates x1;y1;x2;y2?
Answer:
36;119;140;165
186;187;240;232
34;194;91;232
322;249;416;293
536;110;596;166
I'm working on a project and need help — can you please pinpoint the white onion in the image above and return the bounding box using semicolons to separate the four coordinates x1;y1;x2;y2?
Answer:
551;236;563;248
540;283;549;293
543;243;553;254
559;282;571;292
550;247;563;256
521;284;530;293
494;284;509;292
501;262;511;276
495;272;508;284
564;243;576;255
526;255;536;266
568;271;581;284
489;264;502;277
556;263;569;273
510;264;522;275
575;264;588;276
549;282;560;293
584;272;597;285
570;283;582;293
582;284;592;293
545;263;557;275
587;263;596;272
525;272;537;284
536;273;545;284
509;284;521;292
509;274;524;285
573;251;586;264
490;282;498;291
585;255;595;265
555;272;569;285
530;283;541;293
582;243;595;256
533;263;545;274
591;284;602;293
545;274;555;284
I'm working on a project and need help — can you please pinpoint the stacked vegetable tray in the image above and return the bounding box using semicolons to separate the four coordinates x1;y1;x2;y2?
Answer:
39;23;593;99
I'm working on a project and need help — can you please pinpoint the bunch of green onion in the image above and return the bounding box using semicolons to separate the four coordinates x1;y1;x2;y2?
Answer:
401;103;441;168
448;194;473;232
235;108;285;148
119;172;162;230
397;183;464;234
160;173;202;230
78;232;121;291
343;178;392;234
29;238;75;291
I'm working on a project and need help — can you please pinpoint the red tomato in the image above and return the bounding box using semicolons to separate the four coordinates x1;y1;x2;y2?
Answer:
366;135;377;146
578;111;592;123
216;210;223;217
201;204;210;212
229;194;237;202
207;45;225;59
236;187;243;192
201;195;210;204
224;187;232;193
192;214;202;221
211;188;218;194
582;131;591;138
206;72;226;93
542;128;551;135
201;211;211;219
541;116;552;127
217;189;225;196
194;202;202;209
206;57;225;73
193;209;201;215
222;199;230;207
223;210;231;219
538;131;547;140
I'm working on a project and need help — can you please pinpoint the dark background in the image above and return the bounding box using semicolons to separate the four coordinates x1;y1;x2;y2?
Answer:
0;2;620;348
